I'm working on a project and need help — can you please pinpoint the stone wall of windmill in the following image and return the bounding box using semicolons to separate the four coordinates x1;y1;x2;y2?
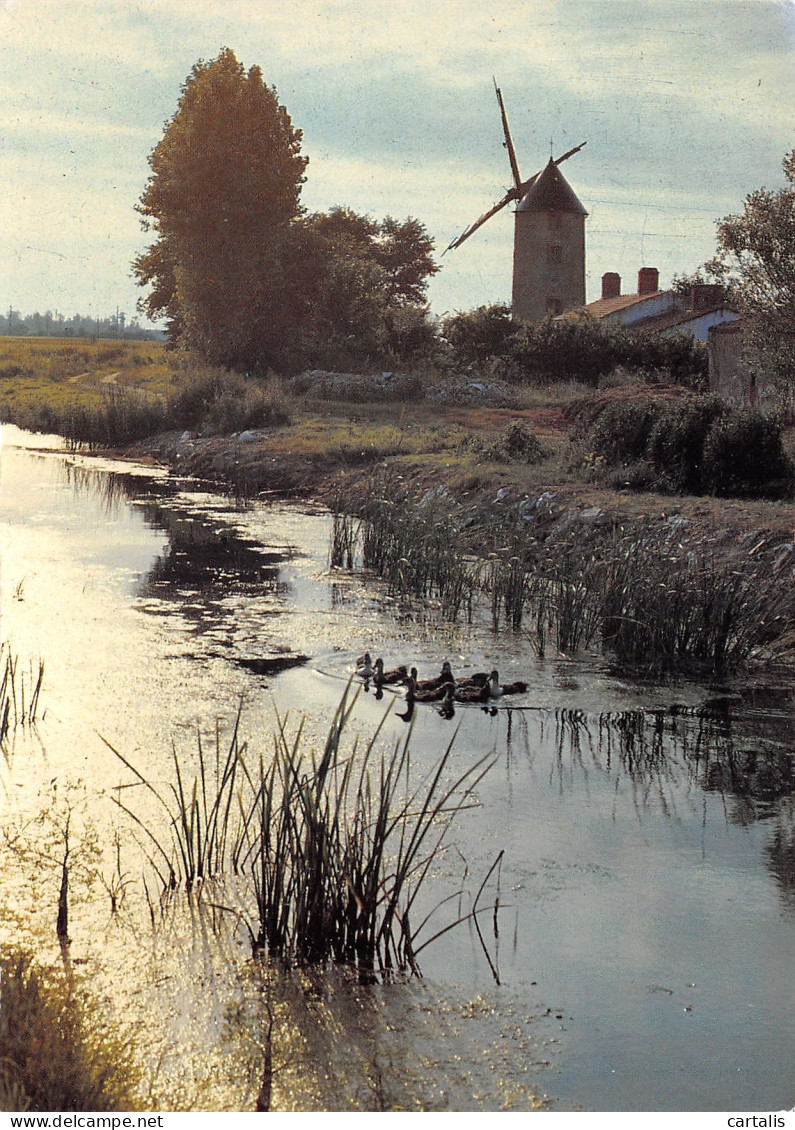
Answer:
511;158;588;323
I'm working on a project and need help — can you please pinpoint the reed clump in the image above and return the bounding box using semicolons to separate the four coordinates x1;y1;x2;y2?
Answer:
0;643;44;743
109;688;492;976
332;473;481;620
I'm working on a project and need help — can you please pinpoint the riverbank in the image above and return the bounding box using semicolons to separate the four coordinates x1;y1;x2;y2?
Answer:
114;409;795;670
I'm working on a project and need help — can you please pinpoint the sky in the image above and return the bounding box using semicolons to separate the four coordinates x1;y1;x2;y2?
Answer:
1;0;794;326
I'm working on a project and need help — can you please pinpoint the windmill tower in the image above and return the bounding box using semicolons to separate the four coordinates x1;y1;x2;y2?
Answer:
446;82;588;323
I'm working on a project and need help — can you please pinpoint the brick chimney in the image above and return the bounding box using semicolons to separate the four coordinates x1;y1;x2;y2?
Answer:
601;272;621;300
637;267;659;295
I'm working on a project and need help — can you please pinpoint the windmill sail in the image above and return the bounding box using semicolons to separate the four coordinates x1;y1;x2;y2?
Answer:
494;78;522;194
444;84;586;255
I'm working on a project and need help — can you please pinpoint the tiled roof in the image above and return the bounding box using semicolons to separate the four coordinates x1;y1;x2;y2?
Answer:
630;304;737;334
558;292;665;320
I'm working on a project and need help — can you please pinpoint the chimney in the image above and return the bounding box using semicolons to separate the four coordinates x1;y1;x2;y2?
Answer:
601;272;621;300
637;267;659;295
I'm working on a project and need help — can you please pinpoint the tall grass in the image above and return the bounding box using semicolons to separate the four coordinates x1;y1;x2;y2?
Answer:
109;688;493;975
329;484;792;674
335;474;481;620
0;948;140;1111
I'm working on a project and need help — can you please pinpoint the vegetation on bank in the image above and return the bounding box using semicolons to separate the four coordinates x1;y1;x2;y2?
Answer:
0;948;140;1111
331;473;794;675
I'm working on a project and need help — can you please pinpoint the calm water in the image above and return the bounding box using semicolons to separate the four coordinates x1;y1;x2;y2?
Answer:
1;424;793;1112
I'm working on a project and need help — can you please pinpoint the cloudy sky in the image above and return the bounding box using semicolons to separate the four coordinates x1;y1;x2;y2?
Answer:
1;0;794;326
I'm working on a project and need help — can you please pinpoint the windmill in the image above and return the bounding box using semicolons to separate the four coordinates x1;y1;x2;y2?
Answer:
446;81;588;323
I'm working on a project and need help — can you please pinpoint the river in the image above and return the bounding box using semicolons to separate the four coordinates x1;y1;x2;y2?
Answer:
1;424;793;1112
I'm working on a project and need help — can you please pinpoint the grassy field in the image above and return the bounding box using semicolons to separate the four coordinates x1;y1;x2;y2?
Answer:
0;336;176;421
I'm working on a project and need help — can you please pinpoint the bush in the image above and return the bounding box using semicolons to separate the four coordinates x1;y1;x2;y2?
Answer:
647;396;726;493
579;392;794;499
584;399;663;464
702;411;795;498
167;369;291;433
466;419;546;464
441;304;517;368
491;318;708;390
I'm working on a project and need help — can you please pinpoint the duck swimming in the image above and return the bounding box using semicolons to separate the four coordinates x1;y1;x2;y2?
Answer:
410;661;454;692
356;652;376;680
454;680;490;704
373;658;409;686
405;674;455;704
487;670;528;697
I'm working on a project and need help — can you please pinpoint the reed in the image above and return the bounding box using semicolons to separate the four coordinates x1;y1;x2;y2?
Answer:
0;947;140;1111
109;688;493;976
332;475;480;620
0;643;44;743
329;486;791;674
105;702;247;892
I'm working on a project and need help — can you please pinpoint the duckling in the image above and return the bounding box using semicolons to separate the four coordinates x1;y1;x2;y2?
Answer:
405;674;455;704
501;679;528;696
356;652;376;681
410;661;454;692
437;684;456;719
373;658;409;686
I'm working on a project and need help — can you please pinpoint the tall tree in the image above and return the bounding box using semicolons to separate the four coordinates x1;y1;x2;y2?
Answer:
133;49;308;369
706;147;795;393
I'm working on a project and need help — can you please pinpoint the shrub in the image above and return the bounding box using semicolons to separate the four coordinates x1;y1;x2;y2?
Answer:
167;369;291;433
702;410;795;498
584;399;663;464
441;304;517;368
467;419;546;464
491;318;708;389
647;396;726;493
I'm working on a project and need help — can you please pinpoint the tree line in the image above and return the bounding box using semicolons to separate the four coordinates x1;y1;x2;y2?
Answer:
1;308;163;341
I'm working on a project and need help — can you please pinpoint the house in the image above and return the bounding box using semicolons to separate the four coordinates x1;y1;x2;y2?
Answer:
558;268;740;342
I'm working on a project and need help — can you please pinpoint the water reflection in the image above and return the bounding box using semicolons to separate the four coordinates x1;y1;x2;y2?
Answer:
3;431;795;1112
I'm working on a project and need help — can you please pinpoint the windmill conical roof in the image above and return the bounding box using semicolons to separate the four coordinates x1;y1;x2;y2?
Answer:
516;158;587;214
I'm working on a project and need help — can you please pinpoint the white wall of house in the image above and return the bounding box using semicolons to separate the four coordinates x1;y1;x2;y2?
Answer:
658;308;740;342
603;291;679;327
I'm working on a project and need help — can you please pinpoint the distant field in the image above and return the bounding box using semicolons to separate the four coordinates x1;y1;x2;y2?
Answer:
0;336;175;417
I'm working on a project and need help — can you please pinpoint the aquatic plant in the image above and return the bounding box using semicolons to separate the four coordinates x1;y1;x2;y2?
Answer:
236;686;493;972
106;703;247;892
329;486;792;674
0;947;141;1112
108;688;493;976
333;474;480;620
0;643;44;744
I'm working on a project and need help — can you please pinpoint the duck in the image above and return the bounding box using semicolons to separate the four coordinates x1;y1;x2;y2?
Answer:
405;674;455;704
456;669;490;689
487;670;528;697
454;680;490;704
373;658;409;687
356;652;376;681
437;684;456;719
409;661;454;693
